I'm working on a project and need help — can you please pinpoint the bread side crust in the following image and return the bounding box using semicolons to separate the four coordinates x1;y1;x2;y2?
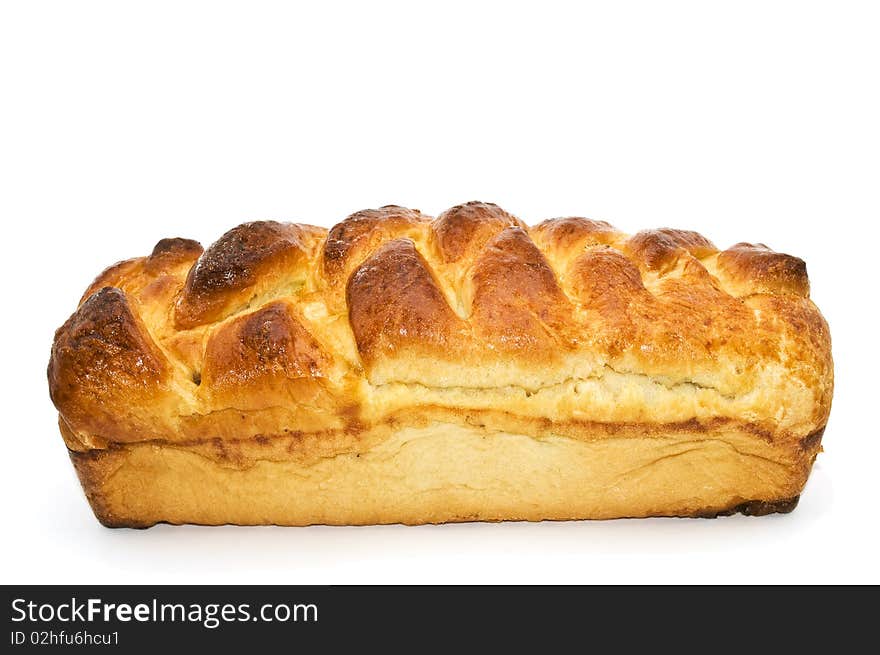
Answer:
70;421;821;528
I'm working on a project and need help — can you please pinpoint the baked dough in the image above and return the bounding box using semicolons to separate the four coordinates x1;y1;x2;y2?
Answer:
48;202;833;527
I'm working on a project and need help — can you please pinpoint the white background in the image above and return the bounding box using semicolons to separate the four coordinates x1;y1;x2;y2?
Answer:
1;1;878;584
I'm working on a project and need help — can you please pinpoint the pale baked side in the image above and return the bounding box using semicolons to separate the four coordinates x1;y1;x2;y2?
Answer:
48;202;833;527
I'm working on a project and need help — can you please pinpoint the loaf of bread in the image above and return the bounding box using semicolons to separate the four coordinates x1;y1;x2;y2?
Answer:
48;202;833;527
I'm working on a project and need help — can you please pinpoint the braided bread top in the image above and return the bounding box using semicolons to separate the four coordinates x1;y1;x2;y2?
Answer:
48;202;833;456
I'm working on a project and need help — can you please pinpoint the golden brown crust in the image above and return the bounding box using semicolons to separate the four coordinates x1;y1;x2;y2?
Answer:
433;201;525;263
470;226;574;352
201;300;337;410
532;216;619;251
323;206;428;294
716;242;810;297
347;238;467;376
146;237;204;274
175;221;325;329
625;228;718;273
48;201;834;526
48;287;178;446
